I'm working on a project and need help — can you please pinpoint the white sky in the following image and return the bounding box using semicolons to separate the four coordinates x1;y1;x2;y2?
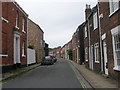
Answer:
15;0;97;48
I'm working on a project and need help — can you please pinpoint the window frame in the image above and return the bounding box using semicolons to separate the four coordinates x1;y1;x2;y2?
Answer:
94;43;100;63
22;41;26;57
93;12;98;30
109;0;119;17
22;17;25;33
84;26;87;38
111;25;120;71
85;47;88;62
15;11;19;28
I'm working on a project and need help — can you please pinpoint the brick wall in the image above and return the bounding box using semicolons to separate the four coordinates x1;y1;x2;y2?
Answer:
99;1;120;82
2;2;28;70
27;19;44;63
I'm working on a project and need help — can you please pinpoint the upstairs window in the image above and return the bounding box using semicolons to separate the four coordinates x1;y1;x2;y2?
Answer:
22;17;25;32
16;11;19;27
109;0;119;15
84;26;87;38
22;41;25;57
93;12;98;30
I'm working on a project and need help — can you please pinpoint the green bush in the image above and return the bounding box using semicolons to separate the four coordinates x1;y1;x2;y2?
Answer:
28;45;35;49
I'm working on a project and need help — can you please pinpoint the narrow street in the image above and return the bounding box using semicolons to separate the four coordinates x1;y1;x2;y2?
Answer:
3;59;84;88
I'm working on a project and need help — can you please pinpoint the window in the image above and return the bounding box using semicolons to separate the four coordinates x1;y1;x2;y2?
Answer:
93;12;98;30
111;25;120;71
109;0;119;15
16;11;19;27
22;17;25;32
84;26;87;38
22;41;25;57
85;47;88;62
94;43;100;63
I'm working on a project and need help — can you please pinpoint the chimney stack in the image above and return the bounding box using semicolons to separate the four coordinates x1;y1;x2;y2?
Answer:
86;4;91;9
85;4;91;20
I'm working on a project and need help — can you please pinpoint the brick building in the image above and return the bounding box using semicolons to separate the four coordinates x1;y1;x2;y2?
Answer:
72;32;77;62
1;1;28;72
77;23;85;65
84;4;101;72
27;19;44;63
98;1;120;83
49;46;61;58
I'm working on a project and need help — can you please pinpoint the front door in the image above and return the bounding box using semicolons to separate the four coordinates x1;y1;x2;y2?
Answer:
103;40;108;75
14;33;20;64
91;45;94;70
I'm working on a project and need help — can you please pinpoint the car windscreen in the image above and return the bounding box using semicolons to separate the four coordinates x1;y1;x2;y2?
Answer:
45;56;51;59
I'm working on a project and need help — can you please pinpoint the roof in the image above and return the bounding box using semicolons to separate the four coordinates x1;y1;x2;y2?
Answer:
28;18;44;33
12;0;28;17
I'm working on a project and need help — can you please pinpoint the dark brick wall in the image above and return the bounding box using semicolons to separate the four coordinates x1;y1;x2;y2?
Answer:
99;2;120;82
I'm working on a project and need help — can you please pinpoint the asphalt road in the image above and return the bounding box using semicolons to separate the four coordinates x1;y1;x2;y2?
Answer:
3;59;83;88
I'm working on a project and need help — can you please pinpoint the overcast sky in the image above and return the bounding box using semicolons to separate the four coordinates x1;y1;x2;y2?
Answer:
15;0;97;48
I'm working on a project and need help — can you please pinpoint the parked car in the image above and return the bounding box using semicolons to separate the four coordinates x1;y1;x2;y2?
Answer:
41;56;54;65
50;55;57;62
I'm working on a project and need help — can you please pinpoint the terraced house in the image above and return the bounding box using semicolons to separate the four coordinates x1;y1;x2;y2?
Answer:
84;4;101;72
98;0;120;83
1;1;28;72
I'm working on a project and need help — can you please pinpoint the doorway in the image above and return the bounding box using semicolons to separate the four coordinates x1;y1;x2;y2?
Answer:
103;40;108;75
14;33;20;65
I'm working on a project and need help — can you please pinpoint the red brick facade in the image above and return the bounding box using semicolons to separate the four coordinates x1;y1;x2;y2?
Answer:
1;2;28;72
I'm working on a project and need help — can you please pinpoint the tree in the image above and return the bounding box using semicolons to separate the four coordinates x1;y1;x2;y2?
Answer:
67;49;73;60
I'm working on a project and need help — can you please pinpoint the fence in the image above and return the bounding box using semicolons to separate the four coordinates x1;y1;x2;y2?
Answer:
27;48;36;65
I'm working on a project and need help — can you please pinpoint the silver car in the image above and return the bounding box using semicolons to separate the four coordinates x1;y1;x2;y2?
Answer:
41;56;54;65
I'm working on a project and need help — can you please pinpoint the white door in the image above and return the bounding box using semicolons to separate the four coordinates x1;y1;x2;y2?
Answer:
14;33;20;64
103;40;108;75
91;45;94;70
77;47;79;63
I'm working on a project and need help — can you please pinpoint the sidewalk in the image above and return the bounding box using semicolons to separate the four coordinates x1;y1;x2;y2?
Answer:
70;60;119;88
1;63;41;82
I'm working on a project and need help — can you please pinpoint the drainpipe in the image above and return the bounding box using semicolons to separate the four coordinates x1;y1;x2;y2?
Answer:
97;4;103;72
88;19;91;69
27;19;28;67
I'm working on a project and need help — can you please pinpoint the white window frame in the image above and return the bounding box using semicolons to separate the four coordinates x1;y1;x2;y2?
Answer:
22;17;26;33
85;47;88;62
111;25;120;71
22;41;26;57
93;12;98;30
15;11;19;28
94;43;100;63
109;0;119;16
84;26;87;38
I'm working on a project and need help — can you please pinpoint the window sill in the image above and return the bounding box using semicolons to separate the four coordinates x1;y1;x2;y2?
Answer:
86;60;88;62
22;30;26;33
22;55;26;58
0;54;8;57
95;61;100;63
1;17;9;23
113;66;120;71
15;26;19;30
93;27;98;31
109;8;120;18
